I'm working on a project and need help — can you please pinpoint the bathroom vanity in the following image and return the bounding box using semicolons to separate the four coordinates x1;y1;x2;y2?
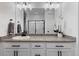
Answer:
0;36;76;56
0;2;78;56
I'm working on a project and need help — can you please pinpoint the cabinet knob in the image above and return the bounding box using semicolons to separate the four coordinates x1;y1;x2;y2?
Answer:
56;45;64;47
12;45;20;47
35;45;41;47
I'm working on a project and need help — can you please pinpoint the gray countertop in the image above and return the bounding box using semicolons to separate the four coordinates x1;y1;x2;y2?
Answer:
0;36;76;42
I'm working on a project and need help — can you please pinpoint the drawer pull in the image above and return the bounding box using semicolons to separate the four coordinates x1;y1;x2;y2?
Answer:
35;45;41;47
57;51;62;56
58;51;60;56
35;54;41;56
12;45;20;47
56;45;64;47
14;50;18;56
60;51;62;56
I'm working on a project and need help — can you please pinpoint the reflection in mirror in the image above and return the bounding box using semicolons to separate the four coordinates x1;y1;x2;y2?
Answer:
15;2;65;36
7;19;14;35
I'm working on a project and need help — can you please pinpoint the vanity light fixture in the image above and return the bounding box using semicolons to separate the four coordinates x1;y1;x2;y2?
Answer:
17;2;28;10
49;2;60;9
16;2;32;11
16;2;23;10
23;2;27;9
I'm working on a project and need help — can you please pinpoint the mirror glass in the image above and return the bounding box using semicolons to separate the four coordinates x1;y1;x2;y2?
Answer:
15;2;64;35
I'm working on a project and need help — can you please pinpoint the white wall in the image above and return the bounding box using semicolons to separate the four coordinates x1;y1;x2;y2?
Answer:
63;2;78;37
45;8;56;34
0;2;16;37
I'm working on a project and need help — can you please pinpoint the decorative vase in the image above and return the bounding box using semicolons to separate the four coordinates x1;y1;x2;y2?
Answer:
57;33;63;38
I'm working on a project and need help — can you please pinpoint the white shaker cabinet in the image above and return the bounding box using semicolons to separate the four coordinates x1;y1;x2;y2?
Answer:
2;42;30;56
31;42;46;56
47;48;74;56
0;42;76;56
0;42;4;56
59;49;75;56
47;49;59;56
31;49;45;56
46;43;75;56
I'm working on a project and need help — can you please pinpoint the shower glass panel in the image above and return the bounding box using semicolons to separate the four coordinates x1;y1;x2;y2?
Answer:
29;21;35;34
28;20;45;34
36;21;44;34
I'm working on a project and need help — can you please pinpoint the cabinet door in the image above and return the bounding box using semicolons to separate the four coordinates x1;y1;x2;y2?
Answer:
47;49;59;56
4;49;15;56
31;49;45;56
0;43;4;56
18;49;30;56
4;49;30;56
47;49;74;56
60;49;75;56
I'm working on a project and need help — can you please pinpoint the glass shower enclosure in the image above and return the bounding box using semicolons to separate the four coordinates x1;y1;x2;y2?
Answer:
28;20;45;34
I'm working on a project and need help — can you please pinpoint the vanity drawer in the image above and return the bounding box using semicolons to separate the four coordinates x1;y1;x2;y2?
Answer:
3;42;30;48
47;43;74;48
31;49;45;56
31;43;45;49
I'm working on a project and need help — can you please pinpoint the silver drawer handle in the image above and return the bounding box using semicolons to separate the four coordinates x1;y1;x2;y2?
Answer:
57;51;62;56
14;50;18;56
58;51;60;56
60;51;62;56
35;54;41;56
56;45;64;47
12;45;20;47
35;45;41;47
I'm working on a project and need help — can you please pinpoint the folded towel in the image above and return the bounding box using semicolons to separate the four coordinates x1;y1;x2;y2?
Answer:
17;24;21;33
8;22;14;35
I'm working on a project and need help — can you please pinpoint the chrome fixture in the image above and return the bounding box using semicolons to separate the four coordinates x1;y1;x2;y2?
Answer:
49;2;61;9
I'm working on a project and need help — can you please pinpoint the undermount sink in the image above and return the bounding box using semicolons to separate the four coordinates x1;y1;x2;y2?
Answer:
12;36;30;40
